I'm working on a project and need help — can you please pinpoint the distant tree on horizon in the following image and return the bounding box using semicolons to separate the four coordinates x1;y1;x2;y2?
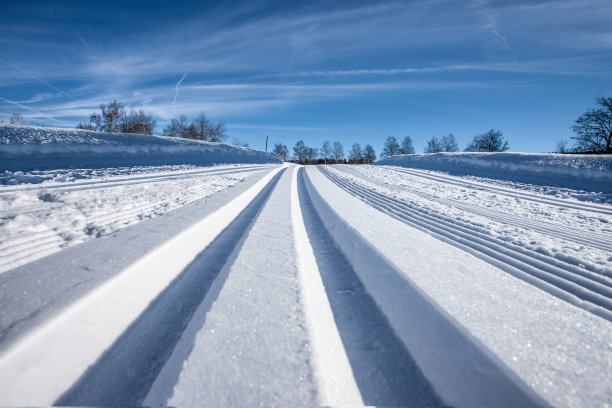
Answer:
293;140;307;164
90;100;125;133
305;146;318;164
209;121;227;143
464;129;509;152
332;141;345;164
191;113;213;141
380;136;400;158
440;133;459;152
120;109;156;135
272;143;289;161
79;100;156;135
348;143;363;164
231;137;249;147
363;144;376;163
163;115;190;138
9;112;25;125
399;136;415;154
320;141;332;164
424;136;442;153
572;97;612;153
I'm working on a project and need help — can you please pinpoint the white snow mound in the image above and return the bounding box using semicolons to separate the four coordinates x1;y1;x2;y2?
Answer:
376;152;612;193
0;124;280;173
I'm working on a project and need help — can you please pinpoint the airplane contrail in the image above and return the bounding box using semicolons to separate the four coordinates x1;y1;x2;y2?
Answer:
0;96;71;127
172;73;188;117
0;57;78;101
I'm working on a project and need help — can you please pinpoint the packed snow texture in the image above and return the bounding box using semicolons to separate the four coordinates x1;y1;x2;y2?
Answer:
375;152;612;196
305;166;612;408
0;124;280;173
0;124;281;272
0;167;260;273
330;165;612;275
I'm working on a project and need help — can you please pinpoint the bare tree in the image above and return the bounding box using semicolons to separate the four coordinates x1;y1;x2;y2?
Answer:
9;112;25;125
464;129;509;152
320;141;332;164
232;137;249;147
293;140;307;164
186;123;198;139
363;144;376;163
305;146;318;164
77;121;94;130
332;141;344;164
120;109;156;135
440;133;459;152
272;143;289;161
424;136;442;153
399;136;415;154
209;121;227;142
163;115;189;137
380;136;400;158
572;97;612;153
348;143;363;164
192;113;212;141
98;100;125;133
555;139;569;154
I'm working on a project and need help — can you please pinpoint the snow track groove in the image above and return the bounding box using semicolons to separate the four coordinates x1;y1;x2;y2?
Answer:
0;167;265;273
0;166;284;405
301;168;547;408
0;165;268;193
339;166;612;253
382;165;612;215
297;168;443;406
318;166;612;322
55;169;284;406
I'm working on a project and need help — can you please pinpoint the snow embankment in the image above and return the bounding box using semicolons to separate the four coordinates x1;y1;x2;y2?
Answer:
0;124;280;174
375;152;612;194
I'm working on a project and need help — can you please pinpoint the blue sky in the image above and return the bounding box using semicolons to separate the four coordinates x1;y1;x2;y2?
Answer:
1;0;611;154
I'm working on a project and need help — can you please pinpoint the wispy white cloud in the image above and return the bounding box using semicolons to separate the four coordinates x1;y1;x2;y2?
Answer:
0;96;72;126
0;57;78;101
1;0;610;130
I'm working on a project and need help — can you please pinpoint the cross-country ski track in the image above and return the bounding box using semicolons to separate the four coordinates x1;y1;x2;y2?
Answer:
0;163;611;407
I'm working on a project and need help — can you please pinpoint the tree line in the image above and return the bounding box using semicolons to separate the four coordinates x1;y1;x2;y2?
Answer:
272;140;377;165
274;130;511;164
5;96;610;154
76;100;227;142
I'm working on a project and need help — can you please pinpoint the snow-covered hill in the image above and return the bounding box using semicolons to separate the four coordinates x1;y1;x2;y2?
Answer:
0;124;280;175
376;152;612;196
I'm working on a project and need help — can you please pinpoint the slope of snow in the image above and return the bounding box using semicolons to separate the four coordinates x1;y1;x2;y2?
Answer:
375;152;612;197
329;165;612;276
0;165;276;273
0;124;280;173
305;166;612;407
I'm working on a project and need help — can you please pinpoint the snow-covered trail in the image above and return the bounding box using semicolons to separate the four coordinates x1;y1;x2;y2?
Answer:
321;166;612;321
0;164;273;273
0;164;610;407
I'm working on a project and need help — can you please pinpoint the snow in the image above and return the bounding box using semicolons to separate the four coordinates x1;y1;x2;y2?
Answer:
375;152;612;197
1;124;611;407
0;124;280;173
0;124;281;273
0;166;284;405
329;165;612;276
289;166;364;405
304;166;612;407
0;166;274;273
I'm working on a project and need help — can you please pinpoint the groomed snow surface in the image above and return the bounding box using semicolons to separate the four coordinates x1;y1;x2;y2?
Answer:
1;126;611;407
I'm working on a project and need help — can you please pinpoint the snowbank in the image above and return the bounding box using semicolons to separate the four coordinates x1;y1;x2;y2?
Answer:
375;152;612;193
0;124;280;172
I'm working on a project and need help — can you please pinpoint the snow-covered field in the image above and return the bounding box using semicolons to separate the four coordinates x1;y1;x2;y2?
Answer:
0;127;611;407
